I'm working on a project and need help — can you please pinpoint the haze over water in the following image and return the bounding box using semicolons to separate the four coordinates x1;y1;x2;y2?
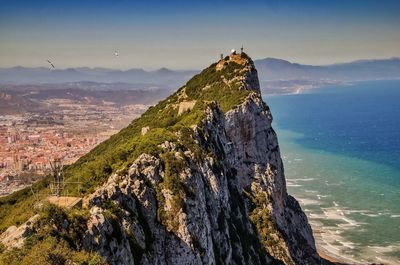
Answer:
264;80;400;264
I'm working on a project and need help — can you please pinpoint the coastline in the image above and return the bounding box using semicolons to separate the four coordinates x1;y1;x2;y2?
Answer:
318;249;344;264
317;246;356;265
266;82;400;264
261;80;342;96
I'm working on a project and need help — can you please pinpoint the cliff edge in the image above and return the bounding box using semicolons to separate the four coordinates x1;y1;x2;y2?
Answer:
0;53;323;265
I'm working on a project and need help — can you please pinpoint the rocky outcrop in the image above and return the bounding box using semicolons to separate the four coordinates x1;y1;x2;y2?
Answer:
0;214;40;249
82;55;321;264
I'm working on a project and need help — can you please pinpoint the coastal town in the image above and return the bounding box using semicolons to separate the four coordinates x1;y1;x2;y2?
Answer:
0;96;149;196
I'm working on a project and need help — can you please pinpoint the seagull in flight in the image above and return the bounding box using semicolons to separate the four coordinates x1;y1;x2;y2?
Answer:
114;50;119;57
46;59;55;69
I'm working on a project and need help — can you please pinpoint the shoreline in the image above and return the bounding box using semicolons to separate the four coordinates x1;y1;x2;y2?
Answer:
318;250;341;263
318;247;352;265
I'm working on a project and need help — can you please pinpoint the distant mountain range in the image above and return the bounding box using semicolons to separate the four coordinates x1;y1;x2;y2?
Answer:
1;57;399;87
0;67;198;88
254;57;400;81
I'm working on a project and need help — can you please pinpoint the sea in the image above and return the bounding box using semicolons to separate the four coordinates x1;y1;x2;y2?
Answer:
263;80;400;264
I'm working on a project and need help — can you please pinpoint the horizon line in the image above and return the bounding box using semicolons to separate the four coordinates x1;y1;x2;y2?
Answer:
1;56;399;71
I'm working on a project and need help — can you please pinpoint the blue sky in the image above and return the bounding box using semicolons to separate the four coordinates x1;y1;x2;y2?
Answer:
1;0;399;69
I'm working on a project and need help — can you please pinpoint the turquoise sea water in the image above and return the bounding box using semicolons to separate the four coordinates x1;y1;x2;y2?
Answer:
263;80;400;264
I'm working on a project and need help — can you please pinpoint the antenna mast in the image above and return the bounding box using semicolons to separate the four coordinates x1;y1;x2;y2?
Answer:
49;159;64;197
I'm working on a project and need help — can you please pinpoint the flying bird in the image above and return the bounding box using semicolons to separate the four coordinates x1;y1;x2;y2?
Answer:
46;60;55;69
114;50;119;57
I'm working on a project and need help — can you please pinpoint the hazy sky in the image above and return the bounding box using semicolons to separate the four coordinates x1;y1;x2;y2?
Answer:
1;0;399;70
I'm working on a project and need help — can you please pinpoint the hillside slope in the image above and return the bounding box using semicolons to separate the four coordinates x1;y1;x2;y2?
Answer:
0;53;324;265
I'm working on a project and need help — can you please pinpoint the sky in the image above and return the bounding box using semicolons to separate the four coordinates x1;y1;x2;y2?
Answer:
1;0;400;70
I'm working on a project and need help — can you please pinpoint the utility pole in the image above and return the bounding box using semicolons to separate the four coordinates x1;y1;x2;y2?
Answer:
49;159;64;197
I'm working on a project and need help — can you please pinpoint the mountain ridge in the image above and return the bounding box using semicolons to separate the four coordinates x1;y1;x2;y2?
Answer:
254;57;400;81
0;53;332;264
1;57;399;85
0;66;198;87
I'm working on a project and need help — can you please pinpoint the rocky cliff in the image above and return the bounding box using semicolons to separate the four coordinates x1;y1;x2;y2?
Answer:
0;53;322;265
82;53;320;264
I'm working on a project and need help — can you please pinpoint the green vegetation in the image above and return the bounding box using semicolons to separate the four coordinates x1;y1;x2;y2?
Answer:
248;192;292;265
0;204;106;265
156;151;186;232
0;54;256;240
0;176;50;233
184;60;250;112
65;57;250;194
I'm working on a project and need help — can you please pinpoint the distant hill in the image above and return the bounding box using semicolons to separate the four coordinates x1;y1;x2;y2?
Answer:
254;57;400;81
0;82;174;115
0;91;42;114
1;57;399;94
0;66;198;88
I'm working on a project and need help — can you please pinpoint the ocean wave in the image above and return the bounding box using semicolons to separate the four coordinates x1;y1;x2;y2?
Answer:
304;189;318;193
317;231;362;264
287;184;302;187
365;244;400;265
296;197;320;206
360;212;383;217
316;194;329;200
324;182;344;187
304;202;400;264
289;178;315;182
307;204;367;230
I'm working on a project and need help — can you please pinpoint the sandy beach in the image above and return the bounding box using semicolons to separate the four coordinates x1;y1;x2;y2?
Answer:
318;248;348;264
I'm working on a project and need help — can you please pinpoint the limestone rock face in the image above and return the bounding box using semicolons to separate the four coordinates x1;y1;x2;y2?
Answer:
83;55;321;264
